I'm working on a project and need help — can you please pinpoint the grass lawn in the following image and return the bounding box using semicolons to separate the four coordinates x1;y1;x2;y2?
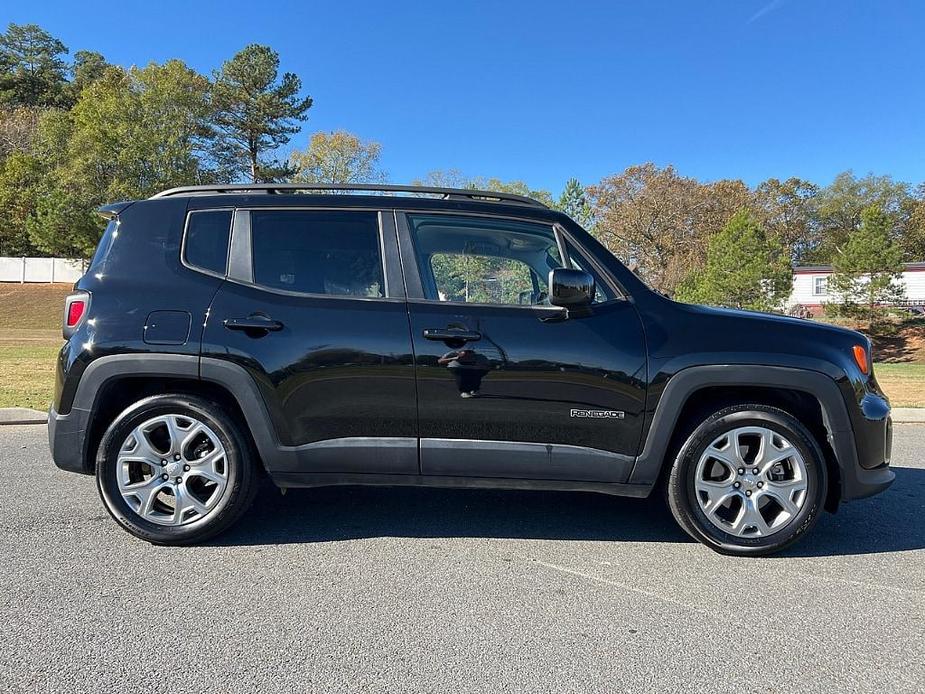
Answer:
0;283;70;409
0;341;61;410
0;283;72;330
872;363;925;408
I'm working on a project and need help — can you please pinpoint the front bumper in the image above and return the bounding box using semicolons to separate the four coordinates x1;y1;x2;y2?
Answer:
839;455;894;501
48;405;93;475
838;392;894;501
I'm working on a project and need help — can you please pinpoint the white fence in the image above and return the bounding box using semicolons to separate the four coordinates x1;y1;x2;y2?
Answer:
0;257;87;283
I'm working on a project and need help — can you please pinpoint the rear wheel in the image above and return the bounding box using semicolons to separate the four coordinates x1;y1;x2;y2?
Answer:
96;394;258;545
667;404;827;556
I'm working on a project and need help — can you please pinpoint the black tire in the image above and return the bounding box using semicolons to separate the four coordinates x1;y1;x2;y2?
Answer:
667;404;827;557
95;394;259;545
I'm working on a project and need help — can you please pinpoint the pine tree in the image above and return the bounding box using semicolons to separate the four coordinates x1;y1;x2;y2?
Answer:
675;210;791;312
829;204;905;330
211;44;312;182
0;23;69;107
556;178;595;231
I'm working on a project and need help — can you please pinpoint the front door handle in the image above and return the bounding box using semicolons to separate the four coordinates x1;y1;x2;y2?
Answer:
423;328;481;343
224;316;284;332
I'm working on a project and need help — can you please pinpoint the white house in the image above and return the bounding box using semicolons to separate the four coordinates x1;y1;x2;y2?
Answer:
788;262;925;313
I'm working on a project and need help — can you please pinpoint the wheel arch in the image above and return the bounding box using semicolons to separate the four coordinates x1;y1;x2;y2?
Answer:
68;355;281;475
631;365;855;511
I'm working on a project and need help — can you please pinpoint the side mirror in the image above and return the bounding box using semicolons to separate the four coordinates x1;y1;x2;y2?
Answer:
549;268;595;309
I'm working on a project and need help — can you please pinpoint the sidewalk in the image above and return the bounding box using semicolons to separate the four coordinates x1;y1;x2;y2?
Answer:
2;407;925;425
892;407;925;423
0;408;48;425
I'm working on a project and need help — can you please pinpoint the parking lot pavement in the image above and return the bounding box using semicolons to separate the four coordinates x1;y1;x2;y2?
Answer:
2;425;923;694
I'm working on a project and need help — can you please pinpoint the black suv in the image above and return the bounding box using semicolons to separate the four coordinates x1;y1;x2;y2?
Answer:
48;184;894;555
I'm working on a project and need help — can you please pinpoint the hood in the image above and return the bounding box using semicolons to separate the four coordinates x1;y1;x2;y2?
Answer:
640;297;870;373
679;302;868;343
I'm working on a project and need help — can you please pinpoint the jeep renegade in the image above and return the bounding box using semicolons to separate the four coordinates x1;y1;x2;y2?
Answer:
48;184;894;555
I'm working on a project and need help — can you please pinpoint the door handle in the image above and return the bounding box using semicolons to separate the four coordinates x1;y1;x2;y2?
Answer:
423;328;481;343
224;316;284;332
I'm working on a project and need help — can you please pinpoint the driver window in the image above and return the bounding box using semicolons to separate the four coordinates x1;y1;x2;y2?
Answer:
408;214;563;306
429;253;543;304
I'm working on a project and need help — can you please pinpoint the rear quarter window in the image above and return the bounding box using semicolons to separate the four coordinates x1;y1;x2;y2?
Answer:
87;219;119;272
184;210;233;275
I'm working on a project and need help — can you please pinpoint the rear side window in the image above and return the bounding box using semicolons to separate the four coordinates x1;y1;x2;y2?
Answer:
184;210;232;275
250;210;384;297
88;219;119;272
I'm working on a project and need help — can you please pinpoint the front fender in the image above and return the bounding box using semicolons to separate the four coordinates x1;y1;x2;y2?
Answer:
629;364;893;502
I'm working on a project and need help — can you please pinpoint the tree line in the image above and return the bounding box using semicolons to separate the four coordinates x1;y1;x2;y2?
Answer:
1;23;922;325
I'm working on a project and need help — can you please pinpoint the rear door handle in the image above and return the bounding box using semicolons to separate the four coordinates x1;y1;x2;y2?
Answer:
224;316;284;332
423;328;482;343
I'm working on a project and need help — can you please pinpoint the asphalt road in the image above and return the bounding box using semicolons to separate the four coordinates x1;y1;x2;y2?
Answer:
2;425;923;694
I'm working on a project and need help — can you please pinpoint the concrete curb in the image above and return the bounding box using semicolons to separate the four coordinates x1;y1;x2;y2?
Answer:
892;408;925;423
0;408;48;425
2;406;924;425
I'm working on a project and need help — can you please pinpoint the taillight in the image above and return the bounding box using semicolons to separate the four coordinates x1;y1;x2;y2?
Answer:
67;300;85;327
63;292;90;339
852;344;869;375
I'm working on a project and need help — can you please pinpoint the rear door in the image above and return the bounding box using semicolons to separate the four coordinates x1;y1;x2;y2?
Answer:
398;210;648;483
200;206;418;475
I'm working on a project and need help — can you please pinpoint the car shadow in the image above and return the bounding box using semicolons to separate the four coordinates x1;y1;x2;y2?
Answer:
218;484;690;546
781;466;925;558
211;467;925;557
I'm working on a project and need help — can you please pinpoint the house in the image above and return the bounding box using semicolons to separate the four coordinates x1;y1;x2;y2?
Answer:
789;262;925;314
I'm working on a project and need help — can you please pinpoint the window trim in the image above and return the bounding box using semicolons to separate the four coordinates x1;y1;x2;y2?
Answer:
225;206;404;302
180;208;235;279
812;276;827;296
555;223;626;303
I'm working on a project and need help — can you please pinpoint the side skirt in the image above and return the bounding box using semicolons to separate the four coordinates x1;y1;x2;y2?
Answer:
268;472;654;498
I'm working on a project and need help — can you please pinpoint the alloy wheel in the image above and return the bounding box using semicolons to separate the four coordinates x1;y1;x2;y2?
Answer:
115;414;230;526
693;426;809;538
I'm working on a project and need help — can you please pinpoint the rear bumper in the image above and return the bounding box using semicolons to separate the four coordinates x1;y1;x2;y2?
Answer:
47;405;93;475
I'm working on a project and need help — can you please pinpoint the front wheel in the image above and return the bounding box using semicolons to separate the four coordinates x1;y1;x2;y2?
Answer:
667;404;827;556
96;394;259;545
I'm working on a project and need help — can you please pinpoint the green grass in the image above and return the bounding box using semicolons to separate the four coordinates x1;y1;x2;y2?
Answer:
0;342;61;410
0;283;70;408
873;363;925;376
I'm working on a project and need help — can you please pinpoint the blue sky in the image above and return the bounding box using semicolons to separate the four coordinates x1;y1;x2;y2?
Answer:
4;1;923;194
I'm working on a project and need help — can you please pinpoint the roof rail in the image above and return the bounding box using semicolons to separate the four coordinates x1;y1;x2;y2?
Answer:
149;183;548;208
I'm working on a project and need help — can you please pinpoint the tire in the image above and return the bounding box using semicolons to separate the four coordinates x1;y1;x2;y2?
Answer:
667;404;827;557
95;394;259;545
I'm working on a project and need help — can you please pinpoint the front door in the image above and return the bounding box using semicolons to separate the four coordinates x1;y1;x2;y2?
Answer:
399;211;647;483
200;207;418;475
